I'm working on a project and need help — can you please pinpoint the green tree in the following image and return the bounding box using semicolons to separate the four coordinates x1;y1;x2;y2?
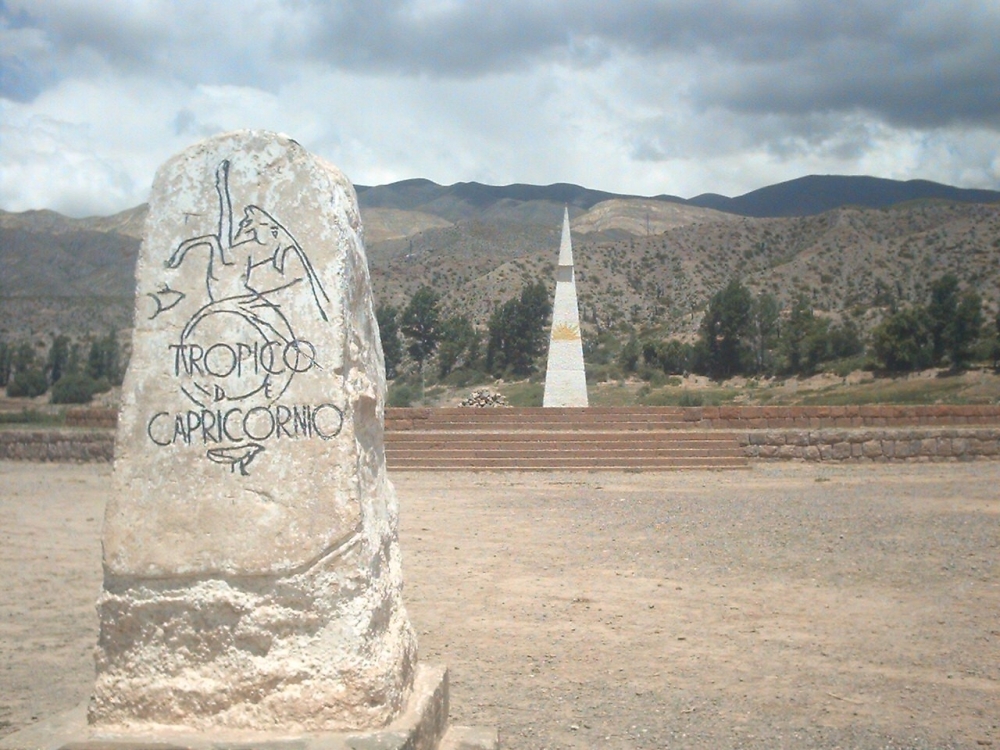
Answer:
375;304;403;379
66;342;82;377
50;372;99;404
779;296;814;375
13;341;35;374
992;306;1000;370
486;299;515;373
87;339;102;380
46;334;71;384
618;335;641;374
927;274;959;365
826;320;864;361
400;287;441;380
750;292;780;375
466;328;482;370
948;291;983;370
86;330;123;384
654;339;693;375
514;280;550;373
437;314;478;378
780;311;863;376
923;275;984;369
641;341;659;369
802;316;833;373
7;338;48;398
699;280;753;379
871;308;931;372
486;281;550;376
106;330;123;384
0;341;11;386
7;368;48;398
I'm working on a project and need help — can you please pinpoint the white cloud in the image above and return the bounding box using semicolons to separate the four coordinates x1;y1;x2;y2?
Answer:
0;111;137;216
1;1;999;216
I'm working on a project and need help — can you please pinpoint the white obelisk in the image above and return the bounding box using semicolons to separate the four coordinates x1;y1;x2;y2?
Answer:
543;208;588;407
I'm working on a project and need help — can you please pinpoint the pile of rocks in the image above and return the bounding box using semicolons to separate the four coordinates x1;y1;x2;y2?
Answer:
460;389;510;408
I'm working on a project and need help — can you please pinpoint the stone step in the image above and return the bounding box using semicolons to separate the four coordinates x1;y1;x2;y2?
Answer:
392;420;696;432
388;456;750;470
391;411;692;422
386;407;701;431
383;407;748;471
416;413;692;423
386;430;739;444
393;407;689;416
387;443;745;455
386;446;746;459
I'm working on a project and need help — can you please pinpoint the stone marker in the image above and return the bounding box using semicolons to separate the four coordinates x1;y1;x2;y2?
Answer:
95;131;416;731
0;130;498;750
542;208;588;407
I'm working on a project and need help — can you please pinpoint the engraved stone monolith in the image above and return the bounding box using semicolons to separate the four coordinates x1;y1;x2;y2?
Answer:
91;131;417;732
542;208;588;407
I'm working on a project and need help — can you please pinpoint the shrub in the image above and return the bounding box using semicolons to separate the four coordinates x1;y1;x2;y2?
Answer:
50;373;100;404
441;367;489;388
7;368;48;398
91;377;113;394
0;408;63;426
871;308;931;372
387;384;415;407
677;391;704;407
828;354;869;378
500;382;543;407
585;363;622;384
645;369;668;387
618;336;641;373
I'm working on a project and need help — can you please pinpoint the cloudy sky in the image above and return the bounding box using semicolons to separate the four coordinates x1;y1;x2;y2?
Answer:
2;0;999;217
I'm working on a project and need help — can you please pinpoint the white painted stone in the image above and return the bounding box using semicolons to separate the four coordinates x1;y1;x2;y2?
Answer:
543;208;588;407
91;131;417;732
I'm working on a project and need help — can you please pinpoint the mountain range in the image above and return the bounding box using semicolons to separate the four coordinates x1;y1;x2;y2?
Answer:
354;174;1000;225
1;174;998;347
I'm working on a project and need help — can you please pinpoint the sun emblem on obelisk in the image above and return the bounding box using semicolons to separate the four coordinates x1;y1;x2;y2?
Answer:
551;322;581;341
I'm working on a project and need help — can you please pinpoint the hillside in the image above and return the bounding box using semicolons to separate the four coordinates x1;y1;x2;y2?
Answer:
356;175;1000;220
688;175;1000;217
0;205;148;238
355;178;655;224
364;200;1000;343
1;176;998;351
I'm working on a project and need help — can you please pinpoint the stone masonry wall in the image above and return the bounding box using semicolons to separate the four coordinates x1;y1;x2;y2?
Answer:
64;408;118;429
385;404;1000;431
742;427;1000;462
0;429;114;462
5;407;1000;464
680;404;1000;429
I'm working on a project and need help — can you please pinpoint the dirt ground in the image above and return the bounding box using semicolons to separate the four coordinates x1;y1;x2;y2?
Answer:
1;461;998;749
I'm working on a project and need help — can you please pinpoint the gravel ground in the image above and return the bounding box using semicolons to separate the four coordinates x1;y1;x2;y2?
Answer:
1;461;998;749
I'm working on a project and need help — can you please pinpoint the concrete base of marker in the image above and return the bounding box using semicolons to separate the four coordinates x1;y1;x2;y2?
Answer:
0;665;498;750
541;367;588;408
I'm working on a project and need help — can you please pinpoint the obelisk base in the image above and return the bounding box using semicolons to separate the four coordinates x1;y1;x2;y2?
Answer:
0;665;497;750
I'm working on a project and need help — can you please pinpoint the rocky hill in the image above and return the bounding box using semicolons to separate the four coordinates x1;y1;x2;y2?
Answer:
688;175;1000;217
367;199;1000;344
1;177;998;349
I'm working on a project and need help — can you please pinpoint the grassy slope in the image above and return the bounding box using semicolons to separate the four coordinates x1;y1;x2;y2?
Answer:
391;367;1000;408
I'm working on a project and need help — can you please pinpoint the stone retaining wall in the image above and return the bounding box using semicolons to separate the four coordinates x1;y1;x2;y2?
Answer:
3;424;1000;464
742;427;1000;462
0;430;114;462
685;404;1000;429
386;404;1000;431
64;408;118;429
67;405;1000;431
